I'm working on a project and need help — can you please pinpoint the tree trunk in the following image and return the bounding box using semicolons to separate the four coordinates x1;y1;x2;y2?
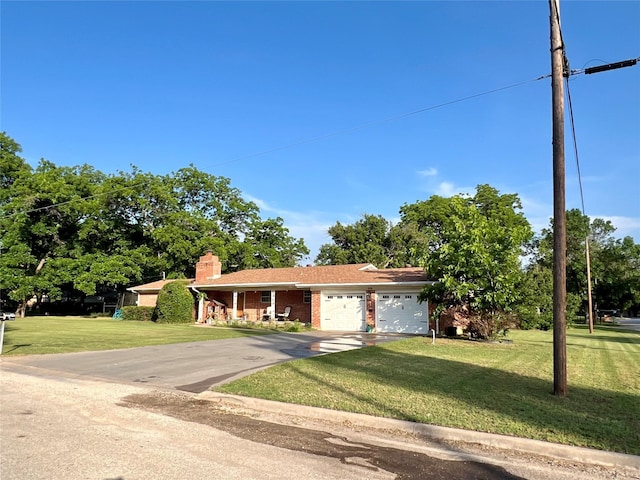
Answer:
17;300;27;318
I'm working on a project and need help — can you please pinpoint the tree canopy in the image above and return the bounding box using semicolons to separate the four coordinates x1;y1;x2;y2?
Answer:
534;209;640;318
0;132;309;315
401;185;533;334
317;185;534;337
315;214;404;268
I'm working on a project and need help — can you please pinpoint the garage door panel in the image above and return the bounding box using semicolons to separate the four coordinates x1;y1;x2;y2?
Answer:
321;293;366;331
376;293;428;334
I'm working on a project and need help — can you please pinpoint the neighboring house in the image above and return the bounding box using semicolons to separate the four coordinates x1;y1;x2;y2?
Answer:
189;251;435;334
127;279;194;308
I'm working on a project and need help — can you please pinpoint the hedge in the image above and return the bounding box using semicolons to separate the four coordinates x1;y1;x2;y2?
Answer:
154;280;194;324
121;306;155;322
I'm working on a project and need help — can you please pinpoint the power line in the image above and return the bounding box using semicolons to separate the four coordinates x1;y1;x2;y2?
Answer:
3;182;144;217
1;74;550;219
214;75;550;167
565;80;586;215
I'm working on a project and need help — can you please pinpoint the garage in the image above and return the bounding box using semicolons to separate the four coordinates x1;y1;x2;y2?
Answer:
321;292;366;331
376;292;428;334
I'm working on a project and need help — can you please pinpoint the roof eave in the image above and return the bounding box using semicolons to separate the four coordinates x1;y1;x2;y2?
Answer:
296;281;434;289
193;281;299;289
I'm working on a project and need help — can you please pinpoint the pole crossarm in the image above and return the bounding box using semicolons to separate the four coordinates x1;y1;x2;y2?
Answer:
569;57;639;76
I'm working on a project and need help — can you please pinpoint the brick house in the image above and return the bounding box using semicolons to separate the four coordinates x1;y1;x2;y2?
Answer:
127;279;195;308
189;252;436;334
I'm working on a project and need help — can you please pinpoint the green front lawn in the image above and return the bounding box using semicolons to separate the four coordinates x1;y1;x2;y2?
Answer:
216;327;640;455
1;315;271;355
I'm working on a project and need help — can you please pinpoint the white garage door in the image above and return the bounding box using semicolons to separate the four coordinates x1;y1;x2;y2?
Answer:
376;292;428;334
321;293;366;331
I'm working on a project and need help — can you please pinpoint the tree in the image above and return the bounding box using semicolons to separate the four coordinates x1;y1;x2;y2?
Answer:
535;209;640;318
400;185;533;338
315;214;405;268
0;156;117;315
514;264;581;330
0;132;31;198
0;133;309;316
241;217;309;269
596;236;640;314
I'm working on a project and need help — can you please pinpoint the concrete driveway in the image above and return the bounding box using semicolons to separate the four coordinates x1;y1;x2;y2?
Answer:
1;330;407;393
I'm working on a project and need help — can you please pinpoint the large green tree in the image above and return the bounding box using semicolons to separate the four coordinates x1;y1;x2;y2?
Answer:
0;133;309;316
315;214;407;268
400;184;533;337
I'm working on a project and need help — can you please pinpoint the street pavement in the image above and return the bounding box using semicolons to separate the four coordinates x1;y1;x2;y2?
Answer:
617;317;640;332
1;330;639;479
3;368;637;480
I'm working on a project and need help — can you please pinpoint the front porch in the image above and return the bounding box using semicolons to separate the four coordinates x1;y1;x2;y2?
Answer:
195;289;312;324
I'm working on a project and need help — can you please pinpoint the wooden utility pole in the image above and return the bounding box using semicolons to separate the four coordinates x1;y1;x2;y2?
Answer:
549;0;567;397
586;237;594;334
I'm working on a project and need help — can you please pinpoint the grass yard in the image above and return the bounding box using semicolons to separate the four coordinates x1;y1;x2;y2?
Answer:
1;315;272;355
216;326;640;455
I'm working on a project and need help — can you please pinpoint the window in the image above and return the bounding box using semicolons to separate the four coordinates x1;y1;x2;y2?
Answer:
303;290;311;304
261;291;271;303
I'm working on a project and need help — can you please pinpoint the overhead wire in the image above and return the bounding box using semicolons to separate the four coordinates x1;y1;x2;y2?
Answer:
565;79;586;215
1;74;550;219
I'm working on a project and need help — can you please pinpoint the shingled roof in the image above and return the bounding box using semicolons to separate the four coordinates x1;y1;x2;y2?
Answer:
127;279;194;293
191;263;431;289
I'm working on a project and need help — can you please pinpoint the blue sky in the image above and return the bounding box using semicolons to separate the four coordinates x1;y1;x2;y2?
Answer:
2;1;639;262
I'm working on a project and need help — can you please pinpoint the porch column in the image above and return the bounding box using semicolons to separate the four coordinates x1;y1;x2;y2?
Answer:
270;290;276;319
232;291;238;319
197;296;204;323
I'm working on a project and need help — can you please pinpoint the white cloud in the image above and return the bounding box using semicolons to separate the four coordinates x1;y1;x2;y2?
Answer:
434;181;472;197
435;181;455;196
418;167;438;177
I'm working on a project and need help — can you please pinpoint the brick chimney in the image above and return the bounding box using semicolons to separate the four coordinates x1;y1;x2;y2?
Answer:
195;251;222;282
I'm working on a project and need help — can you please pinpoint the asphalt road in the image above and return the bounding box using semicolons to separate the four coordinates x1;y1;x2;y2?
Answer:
617;317;640;332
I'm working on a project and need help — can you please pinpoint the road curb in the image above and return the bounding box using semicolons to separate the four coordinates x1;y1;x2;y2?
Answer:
197;390;640;471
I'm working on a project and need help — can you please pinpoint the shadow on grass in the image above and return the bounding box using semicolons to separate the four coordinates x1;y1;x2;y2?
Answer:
2;344;33;354
568;334;640;346
284;348;640;455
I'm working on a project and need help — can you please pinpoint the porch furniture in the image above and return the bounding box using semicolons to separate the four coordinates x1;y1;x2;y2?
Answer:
262;306;274;321
276;306;291;321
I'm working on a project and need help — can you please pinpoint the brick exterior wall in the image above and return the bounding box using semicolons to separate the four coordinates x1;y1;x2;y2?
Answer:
272;290;311;323
137;293;159;308
365;288;375;328
311;290;322;329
